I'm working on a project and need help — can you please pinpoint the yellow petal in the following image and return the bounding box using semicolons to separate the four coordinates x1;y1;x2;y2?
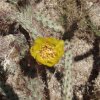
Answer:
30;44;41;58
47;37;59;45
35;37;45;44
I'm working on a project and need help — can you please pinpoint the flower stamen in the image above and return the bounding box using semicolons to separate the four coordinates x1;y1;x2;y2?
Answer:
39;44;56;60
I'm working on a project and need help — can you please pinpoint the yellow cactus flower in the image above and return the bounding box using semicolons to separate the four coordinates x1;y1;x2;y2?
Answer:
30;37;64;67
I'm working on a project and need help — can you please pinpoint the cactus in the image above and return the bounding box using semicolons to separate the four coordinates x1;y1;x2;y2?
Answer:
62;41;73;100
0;1;74;100
33;12;64;33
10;1;42;39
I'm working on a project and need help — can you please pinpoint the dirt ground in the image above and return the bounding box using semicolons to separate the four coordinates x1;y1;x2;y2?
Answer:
0;0;100;100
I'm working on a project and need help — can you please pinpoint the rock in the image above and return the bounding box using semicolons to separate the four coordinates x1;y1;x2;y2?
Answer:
88;3;100;27
0;34;29;61
0;34;29;74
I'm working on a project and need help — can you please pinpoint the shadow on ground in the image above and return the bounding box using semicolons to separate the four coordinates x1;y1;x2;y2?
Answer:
74;36;100;100
0;65;19;100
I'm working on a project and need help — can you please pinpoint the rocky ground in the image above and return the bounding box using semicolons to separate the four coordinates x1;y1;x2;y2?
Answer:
0;0;100;100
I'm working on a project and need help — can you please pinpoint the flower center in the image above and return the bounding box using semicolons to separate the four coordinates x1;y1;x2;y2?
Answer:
39;44;56;60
